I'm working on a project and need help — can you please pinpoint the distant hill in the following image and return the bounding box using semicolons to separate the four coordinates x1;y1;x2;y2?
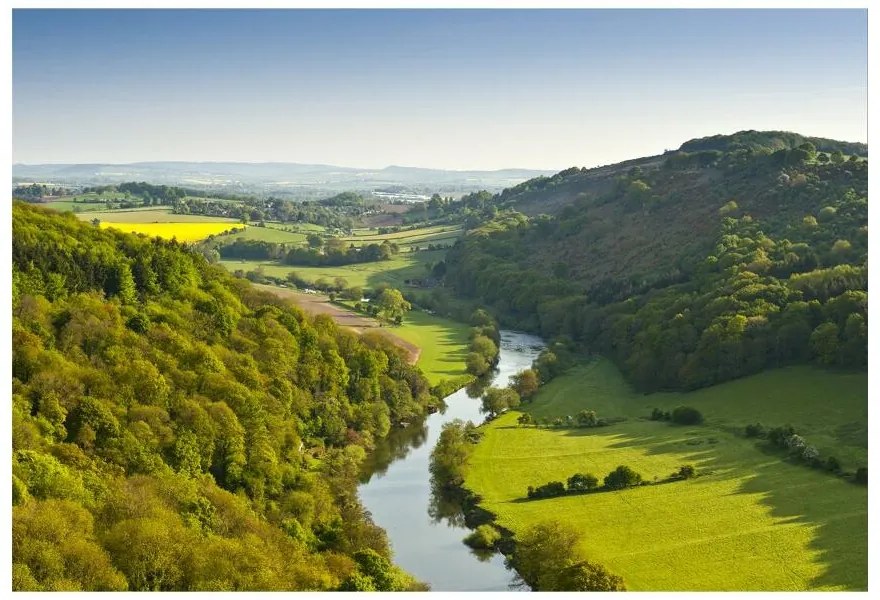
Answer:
11;161;555;199
443;130;867;392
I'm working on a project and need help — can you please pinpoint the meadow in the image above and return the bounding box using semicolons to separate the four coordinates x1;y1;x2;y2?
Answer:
220;249;447;290
381;310;472;386
464;359;868;591
99;221;241;242
78;208;239;223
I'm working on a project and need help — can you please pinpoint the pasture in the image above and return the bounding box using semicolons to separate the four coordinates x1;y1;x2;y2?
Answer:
99;221;241;242
220;249;446;290
79;209;239;223
464;359;867;591
386;310;473;386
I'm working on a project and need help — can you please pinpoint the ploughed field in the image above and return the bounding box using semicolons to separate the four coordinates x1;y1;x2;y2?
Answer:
465;359;867;591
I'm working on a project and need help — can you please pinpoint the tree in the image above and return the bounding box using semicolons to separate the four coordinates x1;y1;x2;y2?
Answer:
567;473;599;492
810;322;840;365
481;387;520;418
517;413;535;426
306;233;323;249
466;352;490;377
603;465;642;490
830;150;845;164
671;406;703;425
375;288;411;322
508;520;624;590
511;369;540;400
576;410;598;427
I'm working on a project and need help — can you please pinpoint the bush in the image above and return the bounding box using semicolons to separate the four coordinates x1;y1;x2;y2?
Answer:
603;465;642;491
671;406;703;425
527;481;567;499
825;456;842;473
463;524;501;549
567;473;599;492
676;465;697;479
744;423;766;438
767;425;796;447
854;467;867;485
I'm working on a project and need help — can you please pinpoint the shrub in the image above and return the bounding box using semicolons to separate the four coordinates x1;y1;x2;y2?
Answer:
676;465;697;479
528;481;567;499
767;425;796;447
463;524;501;549
567;473;599;492
744;423;766;438
603;465;642;491
576;410;598;427
854;467;867;485
671;406;703;425
825;456;842;473
517;413;535;426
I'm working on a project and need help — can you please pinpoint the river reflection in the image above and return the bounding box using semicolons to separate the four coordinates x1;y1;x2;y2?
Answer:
358;331;545;591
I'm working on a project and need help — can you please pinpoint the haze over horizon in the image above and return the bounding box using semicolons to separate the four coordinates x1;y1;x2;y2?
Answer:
13;9;867;171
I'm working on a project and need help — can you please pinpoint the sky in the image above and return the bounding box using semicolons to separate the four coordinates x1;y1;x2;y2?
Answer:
12;9;868;171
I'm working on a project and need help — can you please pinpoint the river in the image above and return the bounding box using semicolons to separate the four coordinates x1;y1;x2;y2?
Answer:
358;330;546;591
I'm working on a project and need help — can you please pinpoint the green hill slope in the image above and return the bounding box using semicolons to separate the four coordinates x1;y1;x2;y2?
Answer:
445;131;867;391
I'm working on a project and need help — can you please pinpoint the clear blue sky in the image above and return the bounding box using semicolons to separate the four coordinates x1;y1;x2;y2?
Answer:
12;9;867;170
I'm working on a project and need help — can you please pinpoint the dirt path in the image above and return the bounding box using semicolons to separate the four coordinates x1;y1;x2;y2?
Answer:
253;283;422;365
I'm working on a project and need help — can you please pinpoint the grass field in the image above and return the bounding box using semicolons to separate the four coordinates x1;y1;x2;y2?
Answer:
219;249;446;290
220;224;309;244
464;359;867;591
99;222;241;242
381;310;472;386
42;200;110;212
78;209;240;224
342;225;463;249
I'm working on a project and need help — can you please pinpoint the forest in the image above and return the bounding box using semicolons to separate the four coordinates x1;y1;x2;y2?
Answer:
11;203;436;591
444;133;868;391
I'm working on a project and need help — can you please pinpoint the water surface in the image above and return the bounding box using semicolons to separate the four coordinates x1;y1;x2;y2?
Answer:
359;331;545;591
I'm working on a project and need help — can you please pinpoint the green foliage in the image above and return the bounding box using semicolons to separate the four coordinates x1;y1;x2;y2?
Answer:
444;139;867;392
429;419;478;489
567;472;599;492
671;406;704;425
463;524;501;549
11;204;433;590
603;465;643;490
508;520;625;591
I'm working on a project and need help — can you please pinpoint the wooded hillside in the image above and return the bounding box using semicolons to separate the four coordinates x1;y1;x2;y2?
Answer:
445;131;867;391
12;203;432;591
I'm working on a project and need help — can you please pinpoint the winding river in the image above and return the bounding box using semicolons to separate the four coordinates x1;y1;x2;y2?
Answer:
358;331;546;591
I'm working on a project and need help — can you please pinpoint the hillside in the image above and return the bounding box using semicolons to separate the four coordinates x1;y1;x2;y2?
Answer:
444;131;868;391
11;204;437;591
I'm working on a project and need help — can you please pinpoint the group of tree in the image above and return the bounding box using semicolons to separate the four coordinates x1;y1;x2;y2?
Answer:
216;237;400;267
13;183;74;200
442;131;867;393
465;309;501;377
12;203;436;591
506;521;625;591
650;406;704;425
172;192;377;230
526;465;648;500
428;419;481;490
745;422;865;483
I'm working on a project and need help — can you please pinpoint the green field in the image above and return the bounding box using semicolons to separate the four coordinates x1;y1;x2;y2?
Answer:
220;249;446;290
383;310;472;386
220;224;310;244
77;208;240;224
342;224;462;249
465;359;867;591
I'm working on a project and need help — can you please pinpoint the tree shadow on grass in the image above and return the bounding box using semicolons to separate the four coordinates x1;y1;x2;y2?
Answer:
553;422;867;590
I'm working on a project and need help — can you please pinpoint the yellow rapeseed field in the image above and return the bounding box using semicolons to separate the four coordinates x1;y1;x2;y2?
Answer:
99;222;240;242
